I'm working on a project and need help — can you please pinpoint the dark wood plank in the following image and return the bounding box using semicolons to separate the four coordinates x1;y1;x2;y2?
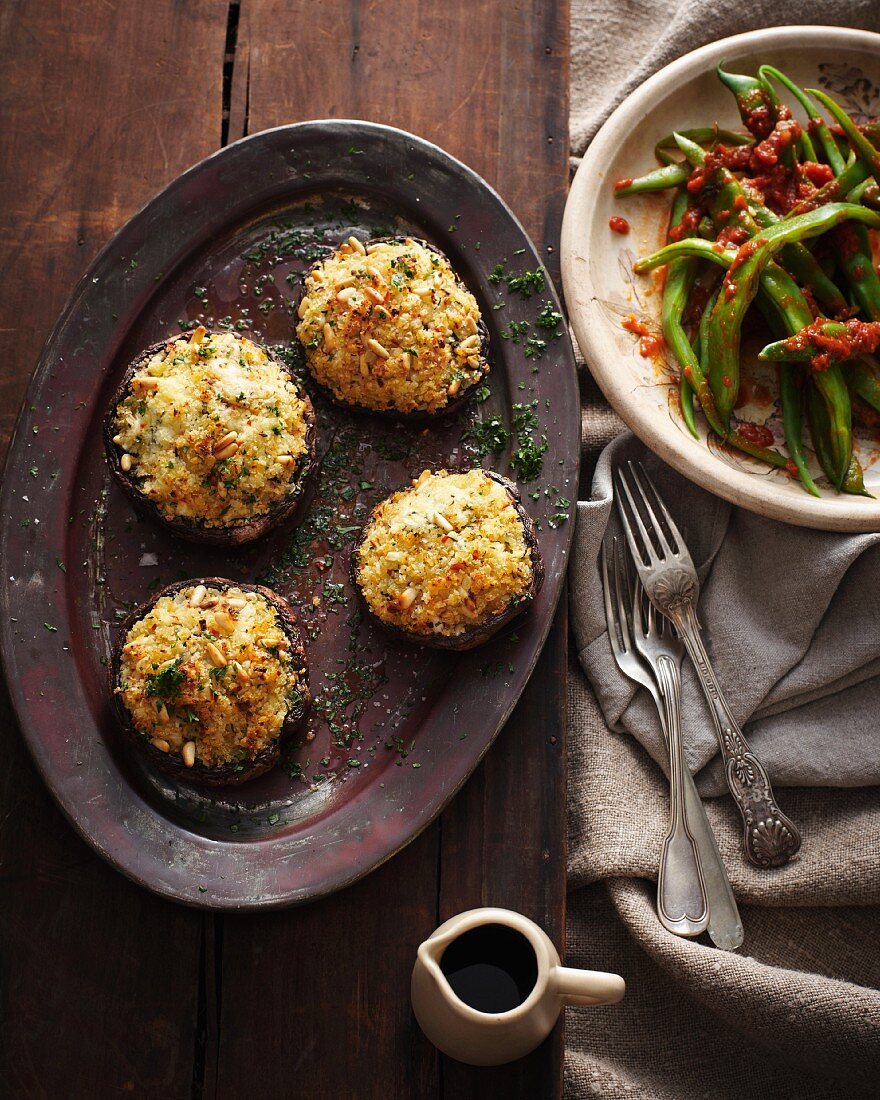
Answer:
215;3;569;1098
0;3;228;1096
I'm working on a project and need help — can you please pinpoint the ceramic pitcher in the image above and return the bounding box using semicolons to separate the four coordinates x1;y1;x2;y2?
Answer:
411;907;625;1066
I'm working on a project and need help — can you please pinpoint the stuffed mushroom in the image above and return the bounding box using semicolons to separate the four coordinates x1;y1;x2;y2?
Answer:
104;327;316;545
112;579;309;786
295;236;489;418
351;468;544;650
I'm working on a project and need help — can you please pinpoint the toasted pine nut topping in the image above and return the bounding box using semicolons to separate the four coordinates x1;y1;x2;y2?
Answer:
366;265;385;284
213;611;236;636
277;454;294;466
463;315;478;336
226;597;247;609
112;433;123;445
297;296;310;319
347;235;367;256
447;378;461;396
213;441;240;462
337;286;359;303
433;511;453;532
233;660;250;684
399;587;419;610
189;584;207;608
120;453;133;473
158;705;170;725
206;641;226;667
189;325;207;347
151;737;171;753
182;741;196;768
334;275;357;290
132;377;160;390
323;322;335;349
213;430;239;453
366;338;390;359
458;333;481;352
364;286;385;304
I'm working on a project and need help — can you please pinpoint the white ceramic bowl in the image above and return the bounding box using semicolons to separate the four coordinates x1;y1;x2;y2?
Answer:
562;26;880;531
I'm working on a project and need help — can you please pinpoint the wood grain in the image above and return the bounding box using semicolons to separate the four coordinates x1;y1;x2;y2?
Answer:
0;3;225;1096
214;2;570;1097
0;1;571;1096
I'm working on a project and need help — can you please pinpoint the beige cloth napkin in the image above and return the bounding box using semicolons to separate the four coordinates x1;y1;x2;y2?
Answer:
565;4;880;1096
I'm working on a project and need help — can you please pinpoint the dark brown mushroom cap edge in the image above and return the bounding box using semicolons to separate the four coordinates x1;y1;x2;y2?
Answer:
294;236;491;422
110;578;311;788
102;333;318;546
350;471;545;652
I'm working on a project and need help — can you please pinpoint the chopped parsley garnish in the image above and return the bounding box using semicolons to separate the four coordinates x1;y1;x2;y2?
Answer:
463;415;511;456
145;657;185;701
536;302;563;329
505;267;545;298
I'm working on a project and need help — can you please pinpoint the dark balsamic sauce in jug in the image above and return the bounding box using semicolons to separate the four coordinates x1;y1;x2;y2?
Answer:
440;924;538;1014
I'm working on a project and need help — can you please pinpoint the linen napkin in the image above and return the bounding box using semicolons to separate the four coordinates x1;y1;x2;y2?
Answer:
571;432;880;797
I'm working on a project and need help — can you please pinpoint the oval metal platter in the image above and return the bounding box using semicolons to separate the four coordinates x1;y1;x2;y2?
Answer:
0;121;578;909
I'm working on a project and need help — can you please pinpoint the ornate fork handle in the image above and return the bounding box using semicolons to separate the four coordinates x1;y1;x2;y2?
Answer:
666;599;801;869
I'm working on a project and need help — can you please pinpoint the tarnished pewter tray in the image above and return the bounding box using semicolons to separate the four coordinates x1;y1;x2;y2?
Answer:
0;121;578;909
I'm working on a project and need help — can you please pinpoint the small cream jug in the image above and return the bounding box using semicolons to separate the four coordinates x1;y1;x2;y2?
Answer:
411;907;625;1066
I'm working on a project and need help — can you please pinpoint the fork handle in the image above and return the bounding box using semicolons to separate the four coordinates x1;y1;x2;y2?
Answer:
672;605;801;869
655;656;709;936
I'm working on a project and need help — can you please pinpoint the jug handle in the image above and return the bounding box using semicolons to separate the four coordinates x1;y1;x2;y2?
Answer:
550;966;625;1006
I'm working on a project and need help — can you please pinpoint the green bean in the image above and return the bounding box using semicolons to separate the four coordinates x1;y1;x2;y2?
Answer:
849;358;880;414
705;203;880;425
674;131;847;313
634;239;735;273
653;127;751;165
779;365;820;496
614;163;690;197
758;65;837;169
806;376;858;490
786;158;870;218
835;222;880;321
758;321;849;362
662;191;700;438
717;64;777;135
807;87;880;185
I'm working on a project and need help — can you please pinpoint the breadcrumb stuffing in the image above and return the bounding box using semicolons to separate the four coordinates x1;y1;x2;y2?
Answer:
354;469;533;637
118;585;305;768
112;329;311;527
296;238;487;414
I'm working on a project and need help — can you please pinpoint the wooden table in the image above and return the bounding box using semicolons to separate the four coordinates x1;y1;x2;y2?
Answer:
0;3;569;1095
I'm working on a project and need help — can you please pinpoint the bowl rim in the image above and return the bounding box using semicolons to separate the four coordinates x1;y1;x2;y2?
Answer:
562;24;880;531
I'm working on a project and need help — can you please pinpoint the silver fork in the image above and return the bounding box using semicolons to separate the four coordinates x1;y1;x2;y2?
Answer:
602;539;739;946
614;460;801;869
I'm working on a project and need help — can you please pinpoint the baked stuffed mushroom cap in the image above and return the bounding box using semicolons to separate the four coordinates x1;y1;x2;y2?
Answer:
295;236;489;418
112;579;310;787
104;327;317;545
351;468;544;650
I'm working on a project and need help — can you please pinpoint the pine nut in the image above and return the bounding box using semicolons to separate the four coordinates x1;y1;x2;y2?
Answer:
133;376;160;390
364;286;385;304
375;306;390;319
213;441;239;462
206;641;226;667
323;323;335;350
447;378;461;396
226;597;247;609
366;265;385;284
200;597;218;610
232;661;250;684
213;611;235;636
366;338;390;359
347;235;367;255
359;354;370;378
189;584;207;608
297;297;309;319
411;283;432;297
277;454;294;466
112;434;123;445
151;737;171;753
433;511;453;532
337;286;359;303
467;355;481;368
366;242;390;253
213;430;238;453
399;587;419;610
458;334;481;352
463;315;478;336
189;325;207;347
157;705;170;725
334;275;357;290
182;741;196;768
120;453;133;473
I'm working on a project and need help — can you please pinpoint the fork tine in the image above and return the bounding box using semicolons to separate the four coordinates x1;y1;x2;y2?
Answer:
612;539;633;652
633;459;686;558
615;466;659;569
625;460;677;561
601;540;622;658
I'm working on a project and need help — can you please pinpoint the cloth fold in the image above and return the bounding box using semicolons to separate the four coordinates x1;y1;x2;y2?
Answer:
571;433;880;796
